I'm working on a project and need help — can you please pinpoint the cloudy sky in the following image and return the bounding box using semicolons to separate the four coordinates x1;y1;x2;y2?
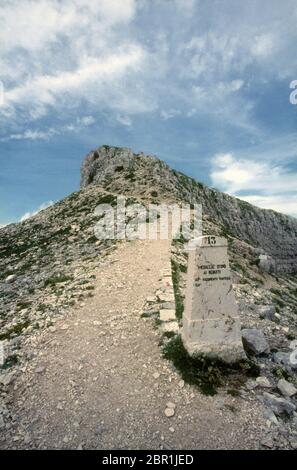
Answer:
0;0;297;225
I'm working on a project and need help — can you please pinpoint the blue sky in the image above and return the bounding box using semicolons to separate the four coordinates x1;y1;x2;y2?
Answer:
0;0;297;225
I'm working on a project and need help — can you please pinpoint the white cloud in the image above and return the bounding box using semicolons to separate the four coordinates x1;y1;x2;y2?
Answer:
251;34;275;57
1;114;96;141
0;0;151;128
1;0;297;140
20;201;54;222
4;46;145;110
229;80;244;91
116;114;132;126
5;129;58;141
241;194;297;218
79;116;95;126
210;153;297;217
0;0;136;54
211;153;297;194
160;109;181;120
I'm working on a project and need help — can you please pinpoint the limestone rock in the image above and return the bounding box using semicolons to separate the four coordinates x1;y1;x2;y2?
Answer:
5;274;16;284
161;302;176;310
261;437;274;449
256;376;272;388
158;293;175;303
159;309;176;322
263;408;278;425
242;328;270;355
262;392;296;417
161;321;179;333
164;407;175;417
277;379;297;398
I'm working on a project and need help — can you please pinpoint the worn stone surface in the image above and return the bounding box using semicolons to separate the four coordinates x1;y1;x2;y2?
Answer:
182;236;245;363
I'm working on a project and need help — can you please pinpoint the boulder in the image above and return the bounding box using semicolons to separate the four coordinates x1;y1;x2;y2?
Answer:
242;328;270;355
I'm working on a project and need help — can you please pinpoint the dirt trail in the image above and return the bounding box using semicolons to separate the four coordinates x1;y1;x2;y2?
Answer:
1;239;266;449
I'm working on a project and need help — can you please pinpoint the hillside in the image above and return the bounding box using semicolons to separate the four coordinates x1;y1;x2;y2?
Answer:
0;145;297;449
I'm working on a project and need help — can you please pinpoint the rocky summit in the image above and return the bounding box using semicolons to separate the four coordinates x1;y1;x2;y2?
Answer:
0;145;297;450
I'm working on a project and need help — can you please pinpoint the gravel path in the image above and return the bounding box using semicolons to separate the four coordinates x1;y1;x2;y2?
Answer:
0;239;266;449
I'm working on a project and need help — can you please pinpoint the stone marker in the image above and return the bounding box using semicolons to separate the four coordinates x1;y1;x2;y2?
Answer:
182;235;245;363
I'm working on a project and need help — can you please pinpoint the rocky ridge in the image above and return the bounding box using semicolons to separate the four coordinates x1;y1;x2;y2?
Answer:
81;145;297;274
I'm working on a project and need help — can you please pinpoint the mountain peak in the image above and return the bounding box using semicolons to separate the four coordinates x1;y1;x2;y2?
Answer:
80;146;297;274
80;145;161;189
